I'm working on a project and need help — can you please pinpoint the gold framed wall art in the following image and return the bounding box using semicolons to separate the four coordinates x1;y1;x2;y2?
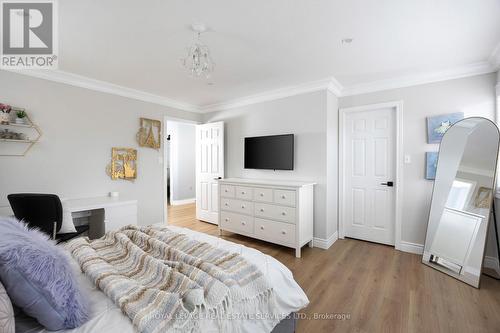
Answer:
137;118;161;149
107;147;137;180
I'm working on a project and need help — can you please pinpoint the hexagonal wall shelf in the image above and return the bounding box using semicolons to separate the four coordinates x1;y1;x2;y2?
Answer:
0;116;42;156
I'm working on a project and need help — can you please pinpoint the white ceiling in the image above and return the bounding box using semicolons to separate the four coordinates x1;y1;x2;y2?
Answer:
30;0;500;109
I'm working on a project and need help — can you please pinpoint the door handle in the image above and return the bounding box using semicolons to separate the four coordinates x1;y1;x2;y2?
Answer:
380;181;394;187
213;177;222;180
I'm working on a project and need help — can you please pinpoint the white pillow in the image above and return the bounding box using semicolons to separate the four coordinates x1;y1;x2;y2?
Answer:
58;201;77;234
0;280;15;333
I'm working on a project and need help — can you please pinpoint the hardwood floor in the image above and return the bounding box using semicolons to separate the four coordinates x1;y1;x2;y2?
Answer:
167;203;500;333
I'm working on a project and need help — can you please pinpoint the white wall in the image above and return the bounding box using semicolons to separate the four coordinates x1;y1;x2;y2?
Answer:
166;121;196;203
0;71;201;224
339;73;497;247
203;90;339;241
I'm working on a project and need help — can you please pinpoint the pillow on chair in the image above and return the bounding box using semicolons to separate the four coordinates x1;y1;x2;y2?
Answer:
0;280;14;333
58;201;77;234
0;217;89;330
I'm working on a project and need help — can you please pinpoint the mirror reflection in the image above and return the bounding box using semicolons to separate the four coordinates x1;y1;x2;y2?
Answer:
423;117;499;288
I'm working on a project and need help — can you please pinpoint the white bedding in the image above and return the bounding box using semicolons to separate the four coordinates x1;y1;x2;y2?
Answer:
17;226;309;333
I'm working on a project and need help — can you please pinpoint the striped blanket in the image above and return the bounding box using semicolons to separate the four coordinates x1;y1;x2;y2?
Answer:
66;225;275;333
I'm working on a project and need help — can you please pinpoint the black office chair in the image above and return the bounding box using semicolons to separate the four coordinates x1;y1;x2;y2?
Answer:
7;193;89;243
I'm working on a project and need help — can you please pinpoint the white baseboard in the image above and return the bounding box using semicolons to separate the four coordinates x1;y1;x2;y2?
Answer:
170;198;196;206
398;241;424;255
313;231;338;250
484;256;500;274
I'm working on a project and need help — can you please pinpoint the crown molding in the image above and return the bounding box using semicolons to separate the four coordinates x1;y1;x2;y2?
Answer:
1;69;200;113
199;77;339;113
340;62;497;97
3;59;497;114
200;62;497;112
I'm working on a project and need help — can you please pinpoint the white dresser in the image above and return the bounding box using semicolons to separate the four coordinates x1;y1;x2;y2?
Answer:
218;178;315;258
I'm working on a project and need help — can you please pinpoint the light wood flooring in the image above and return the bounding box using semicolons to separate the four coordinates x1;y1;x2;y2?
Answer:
167;203;500;333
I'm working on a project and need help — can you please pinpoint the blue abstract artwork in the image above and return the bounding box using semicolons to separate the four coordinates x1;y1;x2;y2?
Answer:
426;152;439;180
426;112;464;143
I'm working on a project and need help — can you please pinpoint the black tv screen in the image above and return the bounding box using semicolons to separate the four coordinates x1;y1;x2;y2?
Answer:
244;134;294;170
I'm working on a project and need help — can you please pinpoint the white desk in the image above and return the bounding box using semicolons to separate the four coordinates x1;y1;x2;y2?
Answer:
64;196;138;238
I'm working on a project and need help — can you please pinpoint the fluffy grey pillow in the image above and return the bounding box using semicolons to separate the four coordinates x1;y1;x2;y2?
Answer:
0;280;14;333
0;217;89;330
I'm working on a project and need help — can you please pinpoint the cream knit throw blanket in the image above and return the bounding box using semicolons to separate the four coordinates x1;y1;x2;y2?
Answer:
66;225;275;333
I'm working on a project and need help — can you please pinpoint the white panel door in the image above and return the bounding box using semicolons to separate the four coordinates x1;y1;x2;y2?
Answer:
196;122;224;224
344;108;396;245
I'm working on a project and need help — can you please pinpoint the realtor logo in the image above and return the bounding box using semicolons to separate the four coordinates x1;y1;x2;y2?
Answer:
1;0;58;69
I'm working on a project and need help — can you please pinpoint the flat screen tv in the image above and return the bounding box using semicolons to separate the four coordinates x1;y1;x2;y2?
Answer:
244;134;294;170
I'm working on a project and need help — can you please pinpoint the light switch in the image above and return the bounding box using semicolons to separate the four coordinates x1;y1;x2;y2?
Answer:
404;154;411;164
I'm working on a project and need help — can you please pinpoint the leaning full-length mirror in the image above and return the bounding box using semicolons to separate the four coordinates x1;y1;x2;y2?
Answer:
422;117;500;288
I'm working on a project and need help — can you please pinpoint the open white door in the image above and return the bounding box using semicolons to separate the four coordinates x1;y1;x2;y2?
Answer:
196;122;224;224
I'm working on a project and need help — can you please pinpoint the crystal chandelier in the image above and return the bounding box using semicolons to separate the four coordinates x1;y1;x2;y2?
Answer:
182;24;215;79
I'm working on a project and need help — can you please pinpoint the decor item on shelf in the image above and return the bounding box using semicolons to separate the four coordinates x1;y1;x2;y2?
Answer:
0;103;11;124
181;23;215;79
137;117;161;149
0;129;26;141
15;109;27;124
106;148;137;181
426;112;464;143
474;187;492;208
425;152;438;180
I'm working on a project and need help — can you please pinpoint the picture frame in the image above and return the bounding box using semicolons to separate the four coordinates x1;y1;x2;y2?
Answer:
425;152;439;180
108;148;137;180
137;118;161;149
426;112;464;144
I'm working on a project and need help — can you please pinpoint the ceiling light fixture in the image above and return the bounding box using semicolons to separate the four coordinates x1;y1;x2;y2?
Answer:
181;23;215;79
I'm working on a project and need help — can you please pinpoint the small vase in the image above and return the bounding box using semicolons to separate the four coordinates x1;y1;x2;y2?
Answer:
15;118;26;124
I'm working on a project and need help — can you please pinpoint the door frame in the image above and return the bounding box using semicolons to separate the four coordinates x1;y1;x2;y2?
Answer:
338;101;404;250
162;116;201;225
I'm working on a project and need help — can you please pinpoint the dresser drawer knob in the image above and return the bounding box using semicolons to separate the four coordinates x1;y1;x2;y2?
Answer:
281;195;286;199
281;230;286;235
241;205;245;209
241;222;246;226
260;226;264;230
281;212;286;216
260;193;264;197
260;208;264;212
225;189;228;192
225;218;229;222
224;203;228;206
241;191;245;194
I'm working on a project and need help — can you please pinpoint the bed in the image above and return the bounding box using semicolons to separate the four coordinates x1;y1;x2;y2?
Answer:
14;225;309;333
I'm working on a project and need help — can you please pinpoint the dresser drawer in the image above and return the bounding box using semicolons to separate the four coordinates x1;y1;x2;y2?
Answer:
253;187;273;203
274;189;296;206
255;218;295;245
105;204;137;221
235;186;253;200
220;185;235;198
254;203;296;224
221;198;254;215
220;211;254;234
105;204;137;231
